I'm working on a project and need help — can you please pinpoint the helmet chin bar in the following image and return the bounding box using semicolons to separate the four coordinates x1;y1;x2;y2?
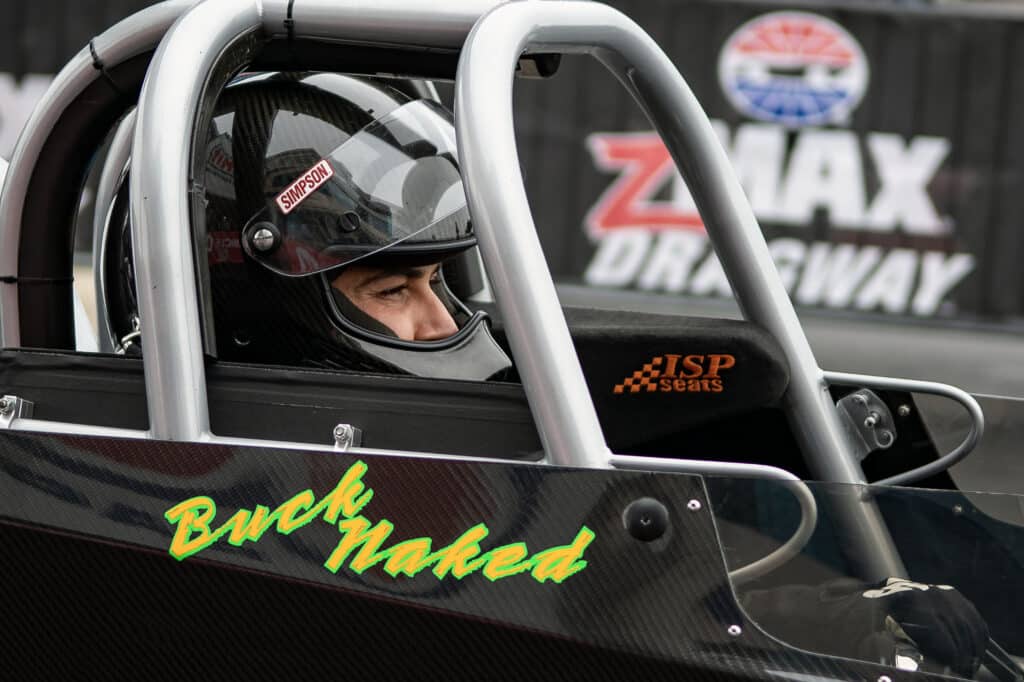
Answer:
331;311;512;382
359;327;512;382
320;272;513;381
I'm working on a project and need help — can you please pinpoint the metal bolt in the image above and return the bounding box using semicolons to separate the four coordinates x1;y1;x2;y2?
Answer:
727;625;742;637
897;404;912;418
864;412;879;428
333;424;355;449
0;397;11;414
252;227;277;252
953;504;964;515
340;211;361;232
852;393;868;406
877;430;894;448
686;499;702;512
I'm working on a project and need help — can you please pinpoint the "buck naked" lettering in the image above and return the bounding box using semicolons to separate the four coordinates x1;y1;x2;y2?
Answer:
164;461;594;584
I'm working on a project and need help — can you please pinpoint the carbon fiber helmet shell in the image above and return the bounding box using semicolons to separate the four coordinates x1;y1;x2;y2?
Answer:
200;73;509;379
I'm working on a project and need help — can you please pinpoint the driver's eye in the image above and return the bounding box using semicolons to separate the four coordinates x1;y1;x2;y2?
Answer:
378;284;407;299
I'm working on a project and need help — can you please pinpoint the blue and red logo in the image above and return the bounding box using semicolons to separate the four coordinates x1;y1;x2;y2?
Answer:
719;12;868;127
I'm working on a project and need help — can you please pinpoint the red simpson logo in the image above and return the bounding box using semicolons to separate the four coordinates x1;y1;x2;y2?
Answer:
276;159;335;215
613;354;736;394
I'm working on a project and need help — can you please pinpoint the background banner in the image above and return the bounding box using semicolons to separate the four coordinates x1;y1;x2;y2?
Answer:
513;0;1024;327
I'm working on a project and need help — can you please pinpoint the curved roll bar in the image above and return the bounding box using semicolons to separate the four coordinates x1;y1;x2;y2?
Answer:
826;371;985;487
456;0;903;580
92;109;137;354
611;454;818;587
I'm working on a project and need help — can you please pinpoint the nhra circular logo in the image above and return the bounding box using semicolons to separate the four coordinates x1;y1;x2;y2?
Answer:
718;12;869;127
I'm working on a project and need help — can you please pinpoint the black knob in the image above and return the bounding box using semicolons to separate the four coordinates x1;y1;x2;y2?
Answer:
623;497;669;542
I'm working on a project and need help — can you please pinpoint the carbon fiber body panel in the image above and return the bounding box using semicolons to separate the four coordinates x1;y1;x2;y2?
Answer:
0;430;934;680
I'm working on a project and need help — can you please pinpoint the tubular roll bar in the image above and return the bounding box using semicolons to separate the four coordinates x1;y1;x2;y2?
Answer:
0;0;910;580
457;1;903;579
92;110;137;354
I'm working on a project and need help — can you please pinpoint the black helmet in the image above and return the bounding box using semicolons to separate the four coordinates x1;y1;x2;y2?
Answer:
104;73;511;381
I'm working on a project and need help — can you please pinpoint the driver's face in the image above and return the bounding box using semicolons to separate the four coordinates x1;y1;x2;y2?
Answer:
330;262;459;341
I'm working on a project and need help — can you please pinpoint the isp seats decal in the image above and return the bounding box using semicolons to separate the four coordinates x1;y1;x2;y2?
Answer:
718;11;869;127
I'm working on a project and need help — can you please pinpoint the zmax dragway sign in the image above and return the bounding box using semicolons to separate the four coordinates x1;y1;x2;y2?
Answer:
586;123;950;236
594;9;977;319
583;121;973;318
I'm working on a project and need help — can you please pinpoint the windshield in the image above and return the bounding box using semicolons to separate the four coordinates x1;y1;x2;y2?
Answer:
243;99;471;277
706;476;1024;678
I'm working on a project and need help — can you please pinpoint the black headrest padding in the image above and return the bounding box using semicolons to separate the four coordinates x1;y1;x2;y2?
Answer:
18;52;153;349
487;305;791;451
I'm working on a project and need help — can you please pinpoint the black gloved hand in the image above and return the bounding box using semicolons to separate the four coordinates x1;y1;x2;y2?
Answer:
860;578;989;677
740;577;989;677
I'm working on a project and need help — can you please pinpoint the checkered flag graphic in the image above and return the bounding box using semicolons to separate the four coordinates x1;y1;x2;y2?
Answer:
613;356;663;394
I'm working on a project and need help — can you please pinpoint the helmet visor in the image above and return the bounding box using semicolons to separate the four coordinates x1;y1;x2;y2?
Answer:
241;99;471;276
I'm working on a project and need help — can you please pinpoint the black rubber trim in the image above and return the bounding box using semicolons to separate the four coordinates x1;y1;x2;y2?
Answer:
284;0;296;40
88;39;124;96
0;276;74;284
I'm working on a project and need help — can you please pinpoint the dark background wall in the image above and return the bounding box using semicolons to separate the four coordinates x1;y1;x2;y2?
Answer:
0;1;153;76
0;0;153;157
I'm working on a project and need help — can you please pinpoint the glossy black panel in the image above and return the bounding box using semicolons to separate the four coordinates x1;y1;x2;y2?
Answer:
0;430;924;679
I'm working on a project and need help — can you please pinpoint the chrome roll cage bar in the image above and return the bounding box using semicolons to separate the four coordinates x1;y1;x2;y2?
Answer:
2;0;993;582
